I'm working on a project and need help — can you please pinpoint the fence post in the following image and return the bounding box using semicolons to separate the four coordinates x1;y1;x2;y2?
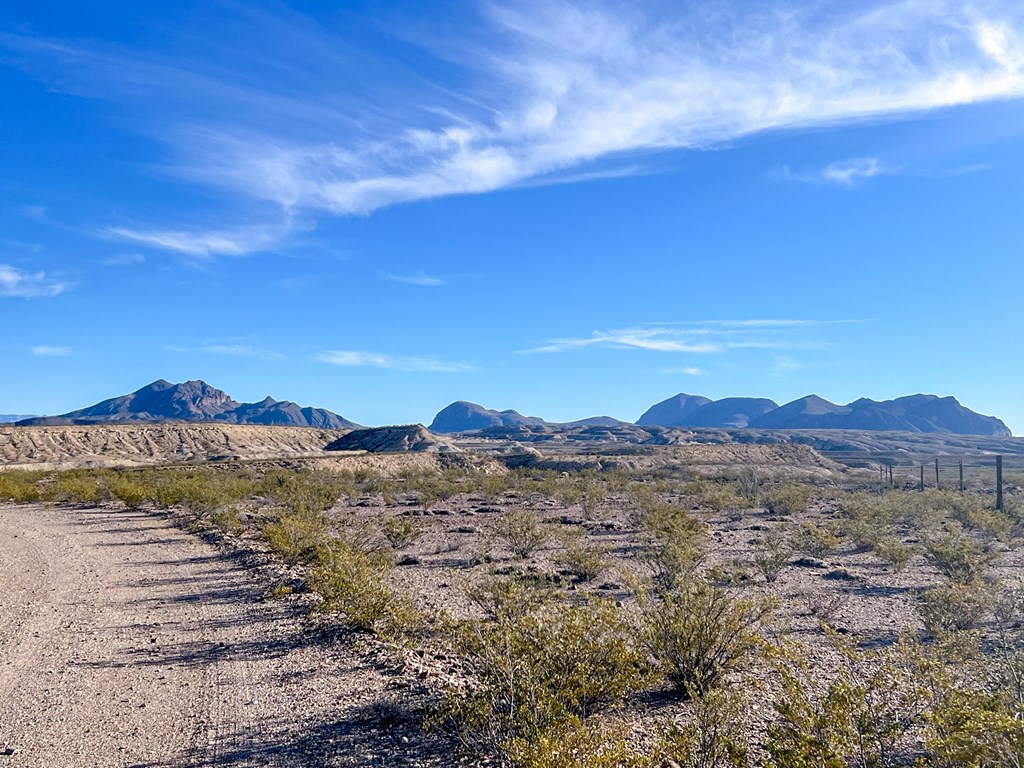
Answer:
996;455;1003;511
920;464;925;492
888;463;893;487
959;461;964;493
935;458;940;489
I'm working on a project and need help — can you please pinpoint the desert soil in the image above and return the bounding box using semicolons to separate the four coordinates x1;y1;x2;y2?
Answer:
0;503;458;767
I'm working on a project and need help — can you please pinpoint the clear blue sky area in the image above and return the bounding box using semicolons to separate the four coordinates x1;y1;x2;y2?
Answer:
2;1;1023;431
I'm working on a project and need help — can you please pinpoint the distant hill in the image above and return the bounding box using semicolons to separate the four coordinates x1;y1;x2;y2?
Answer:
15;380;359;429
429;401;547;433
0;414;37;424
636;394;713;426
637;392;1010;436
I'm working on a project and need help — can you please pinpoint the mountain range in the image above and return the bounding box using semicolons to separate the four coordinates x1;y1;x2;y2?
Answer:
434;392;1011;437
9;381;1012;437
15;380;360;429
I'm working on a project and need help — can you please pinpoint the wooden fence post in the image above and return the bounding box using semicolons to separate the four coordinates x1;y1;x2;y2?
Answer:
935;458;940;489
920;464;925;492
959;461;964;493
996;455;1004;511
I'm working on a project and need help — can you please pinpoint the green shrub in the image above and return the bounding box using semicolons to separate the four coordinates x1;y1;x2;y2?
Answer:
764;484;812;516
47;472;106;505
923;533;996;584
494;509;551;559
309;539;415;636
790;522;840;559
466;574;558;621
872;537;914;572
382;514;421;549
642;576;774;696
766;637;928;768
642;503;706;588
447;600;648;762
657;685;749;768
916;583;992;635
264;510;329;564
0;471;42;502
557;533;610;583
105;473;149;508
753;527;791;584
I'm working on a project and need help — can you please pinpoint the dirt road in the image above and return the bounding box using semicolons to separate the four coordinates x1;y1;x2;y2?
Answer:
0;504;454;767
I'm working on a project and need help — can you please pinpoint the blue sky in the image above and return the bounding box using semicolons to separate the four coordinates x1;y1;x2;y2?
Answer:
3;0;1024;431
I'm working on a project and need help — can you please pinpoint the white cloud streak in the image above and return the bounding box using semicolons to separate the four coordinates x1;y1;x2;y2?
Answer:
31;345;74;356
0;264;69;298
382;271;445;286
525;319;858;355
316;350;472;372
106;226;282;258
6;1;1024;246
172;1;1024;217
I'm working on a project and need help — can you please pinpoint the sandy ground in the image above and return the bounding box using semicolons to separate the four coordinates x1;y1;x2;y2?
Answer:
0;504;458;768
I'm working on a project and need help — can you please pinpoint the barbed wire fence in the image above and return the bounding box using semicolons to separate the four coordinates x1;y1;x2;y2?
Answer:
828;452;1022;510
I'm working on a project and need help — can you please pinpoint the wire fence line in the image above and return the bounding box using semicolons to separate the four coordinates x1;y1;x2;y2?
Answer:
829;452;1017;509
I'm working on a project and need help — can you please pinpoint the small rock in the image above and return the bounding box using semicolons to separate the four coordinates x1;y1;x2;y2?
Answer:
792;557;828;569
823;568;861;581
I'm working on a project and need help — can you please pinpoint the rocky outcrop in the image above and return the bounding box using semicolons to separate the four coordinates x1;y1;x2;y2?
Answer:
325;425;459;453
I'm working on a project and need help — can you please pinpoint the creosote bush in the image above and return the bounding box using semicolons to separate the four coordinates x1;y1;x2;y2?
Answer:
764;484;812;517
923;532;997;585
0;470;43;502
493;509;551;559
791;521;840;559
446;600;648;764
753;527;791;584
641;575;775;696
916;583;992;635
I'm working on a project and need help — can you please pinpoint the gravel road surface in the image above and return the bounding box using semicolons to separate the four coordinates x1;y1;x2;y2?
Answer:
0;504;452;767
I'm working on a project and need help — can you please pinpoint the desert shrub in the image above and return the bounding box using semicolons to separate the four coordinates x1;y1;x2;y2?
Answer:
701;484;741;515
382;514;421;549
923;533;996;584
265;470;348;514
46;472;107;505
641;576;774;696
916;583;992;635
735;466;760;506
872;537;914;572
557;533;610;583
643;502;707;588
466;574;558;621
309;539;416;636
479;473;511;501
447;600;648;762
209;505;245;535
0;471;42;502
264;509;329;564
753;527;791;584
105;473;149;508
494;509;551;559
916;635;1024;768
790;522;840;559
658;685;749;768
764;484;812;517
766;637;929;768
503;723;644;768
798;588;850;625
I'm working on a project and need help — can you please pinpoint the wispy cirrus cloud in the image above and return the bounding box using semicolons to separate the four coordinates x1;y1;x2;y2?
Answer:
0;263;69;298
105;225;283;258
524;319;861;355
773;157;895;186
316;350;472;372
31;345;74;356
4;1;1024;251
382;271;445;287
662;366;707;376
